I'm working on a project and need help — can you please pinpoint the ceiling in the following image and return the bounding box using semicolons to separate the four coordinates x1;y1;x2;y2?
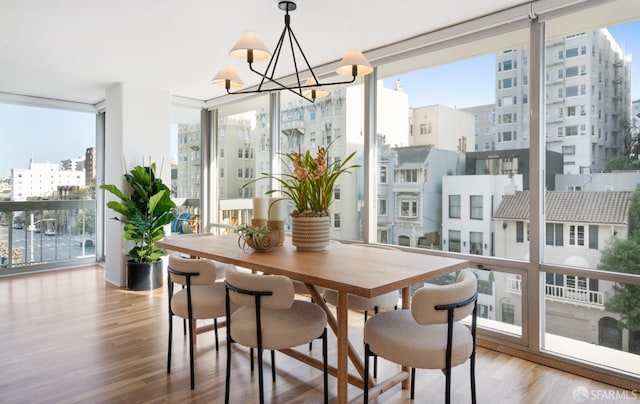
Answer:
1;0;528;106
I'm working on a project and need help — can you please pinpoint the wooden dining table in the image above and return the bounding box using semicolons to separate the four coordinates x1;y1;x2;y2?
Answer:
157;233;470;403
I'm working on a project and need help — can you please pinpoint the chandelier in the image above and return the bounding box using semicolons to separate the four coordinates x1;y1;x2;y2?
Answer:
211;1;373;103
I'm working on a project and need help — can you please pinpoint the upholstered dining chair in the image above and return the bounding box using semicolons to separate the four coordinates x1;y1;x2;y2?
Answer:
363;269;478;403
167;253;229;389
224;266;329;404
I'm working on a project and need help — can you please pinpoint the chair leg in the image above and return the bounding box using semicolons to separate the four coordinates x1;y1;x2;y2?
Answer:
470;351;477;404
257;347;265;404
444;366;451;404
372;306;379;378
187;316;195;389
224;338;232;404
167;314;173;374
250;348;254;371
322;329;328;404
271;350;276;383
363;343;371;403
214;318;219;352
410;368;416;400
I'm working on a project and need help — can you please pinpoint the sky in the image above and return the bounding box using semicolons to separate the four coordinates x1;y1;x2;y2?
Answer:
0;21;638;179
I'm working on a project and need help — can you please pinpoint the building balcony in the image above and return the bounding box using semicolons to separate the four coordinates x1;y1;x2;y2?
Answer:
545;284;605;308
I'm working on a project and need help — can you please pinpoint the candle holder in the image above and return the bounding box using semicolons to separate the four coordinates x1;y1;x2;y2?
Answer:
267;220;285;246
251;218;267;228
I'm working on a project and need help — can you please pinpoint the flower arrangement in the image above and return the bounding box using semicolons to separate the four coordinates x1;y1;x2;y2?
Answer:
253;139;359;217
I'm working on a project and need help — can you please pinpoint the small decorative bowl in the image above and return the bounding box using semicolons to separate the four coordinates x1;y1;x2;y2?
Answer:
237;225;279;252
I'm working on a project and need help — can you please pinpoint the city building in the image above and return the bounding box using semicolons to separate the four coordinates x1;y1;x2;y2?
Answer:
460;104;496;151
377;142;460;248
409;104;475;152
11;161;85;201
493;190;634;352
494;29;632;174
442;174;523;256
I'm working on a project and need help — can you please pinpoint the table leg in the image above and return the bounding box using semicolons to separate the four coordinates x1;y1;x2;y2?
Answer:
337;290;349;404
401;286;411;389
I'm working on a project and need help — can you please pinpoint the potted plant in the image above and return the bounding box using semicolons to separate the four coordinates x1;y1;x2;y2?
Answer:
248;138;359;251
236;224;278;252
100;162;176;290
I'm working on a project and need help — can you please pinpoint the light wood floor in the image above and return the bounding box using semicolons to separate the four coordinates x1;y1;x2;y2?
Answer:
0;265;635;403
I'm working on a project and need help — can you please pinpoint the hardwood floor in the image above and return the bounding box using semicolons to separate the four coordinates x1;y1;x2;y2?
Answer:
0;265;635;403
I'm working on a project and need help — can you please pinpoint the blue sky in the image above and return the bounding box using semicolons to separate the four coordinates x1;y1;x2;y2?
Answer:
383;21;640;108
1;21;638;178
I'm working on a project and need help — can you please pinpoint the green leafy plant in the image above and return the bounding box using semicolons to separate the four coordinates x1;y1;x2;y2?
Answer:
249;138;359;217
100;163;176;263
237;225;276;252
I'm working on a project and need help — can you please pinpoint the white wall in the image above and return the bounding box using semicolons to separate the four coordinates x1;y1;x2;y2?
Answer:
104;83;171;287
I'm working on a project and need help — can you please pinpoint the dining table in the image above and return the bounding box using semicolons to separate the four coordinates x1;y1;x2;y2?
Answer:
157;233;470;403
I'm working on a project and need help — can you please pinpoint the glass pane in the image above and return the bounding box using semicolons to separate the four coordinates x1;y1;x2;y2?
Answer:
378;27;529;256
0;103;96;272
217;96;270;230
542;9;640;374
172;106;201;234
279;84;365;240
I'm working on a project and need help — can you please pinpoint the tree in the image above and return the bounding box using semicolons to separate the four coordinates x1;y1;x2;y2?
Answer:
75;209;96;236
598;186;640;353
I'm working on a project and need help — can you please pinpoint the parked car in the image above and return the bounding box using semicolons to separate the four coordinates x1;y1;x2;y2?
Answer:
80;239;94;247
44;229;56;236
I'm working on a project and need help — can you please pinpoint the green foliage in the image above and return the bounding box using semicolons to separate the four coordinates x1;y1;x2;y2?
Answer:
598;231;640;332
100;163;176;263
603;156;640;173
75;209;96;236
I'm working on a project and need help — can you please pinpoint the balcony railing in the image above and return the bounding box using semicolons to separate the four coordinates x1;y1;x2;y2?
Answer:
545;284;605;307
0;199;96;275
507;276;522;294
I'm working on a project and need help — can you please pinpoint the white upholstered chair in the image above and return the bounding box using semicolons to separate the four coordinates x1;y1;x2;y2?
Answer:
363;270;478;403
167;253;229;389
224;266;329;404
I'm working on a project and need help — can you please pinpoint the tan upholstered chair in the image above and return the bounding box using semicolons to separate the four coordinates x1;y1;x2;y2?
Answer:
224;266;328;404
363;270;478;403
167;254;229;389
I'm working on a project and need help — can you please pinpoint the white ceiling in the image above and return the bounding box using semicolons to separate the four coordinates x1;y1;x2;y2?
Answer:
0;0;527;105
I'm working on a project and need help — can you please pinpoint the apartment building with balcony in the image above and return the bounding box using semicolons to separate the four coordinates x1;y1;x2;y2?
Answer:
493;190;634;351
494;29;632;174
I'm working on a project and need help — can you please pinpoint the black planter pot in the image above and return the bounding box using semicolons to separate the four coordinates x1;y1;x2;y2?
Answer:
127;259;163;291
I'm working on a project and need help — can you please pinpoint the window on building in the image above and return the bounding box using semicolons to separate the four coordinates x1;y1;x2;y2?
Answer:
516;221;524;243
380;165;387;183
470;231;483;255
378;198;387;215
566;86;579;97
398;235;410;247
566;47;579;58
448;230;461;253
569;225;585;246
470;195;483;220
565;126;579;136
333;213;340;229
379;230;388;244
400;199;418;217
334;185;340;200
396;169;418;183
562;145;576;155
589;225;598;249
566;66;579;77
449;195;461;218
546;223;564;246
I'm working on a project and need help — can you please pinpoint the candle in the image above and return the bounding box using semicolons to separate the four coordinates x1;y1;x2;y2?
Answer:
268;198;286;221
252;197;268;220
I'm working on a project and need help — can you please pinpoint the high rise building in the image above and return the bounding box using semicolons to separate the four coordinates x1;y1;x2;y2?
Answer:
494;29;632;174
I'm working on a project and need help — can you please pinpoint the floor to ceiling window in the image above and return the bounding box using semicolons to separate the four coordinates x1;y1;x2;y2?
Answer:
0;101;96;273
540;5;640;375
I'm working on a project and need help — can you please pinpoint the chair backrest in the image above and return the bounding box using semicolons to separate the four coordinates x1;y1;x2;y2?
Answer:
225;266;294;310
411;270;477;325
168;253;219;286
